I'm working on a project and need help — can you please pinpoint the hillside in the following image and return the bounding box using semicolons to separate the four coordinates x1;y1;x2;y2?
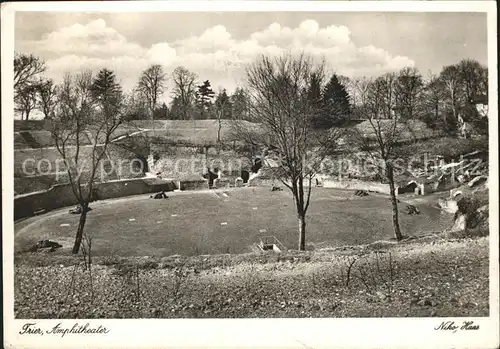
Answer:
14;119;442;150
14;233;489;318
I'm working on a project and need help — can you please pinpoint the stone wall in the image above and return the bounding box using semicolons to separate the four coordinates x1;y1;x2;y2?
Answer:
178;179;209;191
14;144;146;195
14;178;176;220
322;178;395;195
148;143;251;180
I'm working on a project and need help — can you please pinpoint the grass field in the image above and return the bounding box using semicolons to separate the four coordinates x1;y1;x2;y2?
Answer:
15;187;452;257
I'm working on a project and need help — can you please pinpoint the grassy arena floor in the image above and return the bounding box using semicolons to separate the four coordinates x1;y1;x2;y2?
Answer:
15;187;453;257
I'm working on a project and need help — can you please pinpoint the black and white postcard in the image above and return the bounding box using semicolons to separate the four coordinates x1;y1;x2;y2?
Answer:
2;1;498;348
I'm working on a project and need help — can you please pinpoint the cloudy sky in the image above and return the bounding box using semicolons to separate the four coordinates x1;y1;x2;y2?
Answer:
15;11;487;102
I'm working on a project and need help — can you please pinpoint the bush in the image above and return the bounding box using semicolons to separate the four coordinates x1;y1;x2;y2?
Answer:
456;196;487;215
397;136;488;162
447;228;489;239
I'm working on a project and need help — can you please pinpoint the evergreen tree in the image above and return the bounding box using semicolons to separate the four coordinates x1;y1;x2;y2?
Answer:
307;72;324;128
230;87;250;120
215;89;232;119
91;68;123;118
196;80;215;119
320;74;351;128
153;102;169;120
169;96;184;120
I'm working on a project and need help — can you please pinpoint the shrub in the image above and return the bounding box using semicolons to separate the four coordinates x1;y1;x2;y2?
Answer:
447;228;489;239
397;136;488;162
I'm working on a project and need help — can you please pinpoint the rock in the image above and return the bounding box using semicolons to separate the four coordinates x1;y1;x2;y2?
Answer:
469;205;489;229
438;198;459;214
69;205;92;214
472;206;487;229
468;176;487;188
406;204;420;215
450;213;467;232
354;190;369;197
151;191;168;199
449;197;489;231
29;240;63;252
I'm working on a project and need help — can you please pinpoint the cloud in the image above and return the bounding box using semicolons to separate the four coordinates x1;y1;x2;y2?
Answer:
24;18;415;98
170;20;414;77
250;20;352;49
147;43;177;65
37;19;144;57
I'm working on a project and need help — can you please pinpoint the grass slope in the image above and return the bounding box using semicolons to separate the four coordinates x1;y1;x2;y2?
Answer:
14;235;489;318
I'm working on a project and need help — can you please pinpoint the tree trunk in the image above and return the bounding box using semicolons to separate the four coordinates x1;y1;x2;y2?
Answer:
386;163;403;241
435;103;440;126
217;115;222;145
72;205;89;254
298;213;306;251
292;180;307;251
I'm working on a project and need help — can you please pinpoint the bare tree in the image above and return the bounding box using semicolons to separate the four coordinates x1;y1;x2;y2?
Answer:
440;64;461;128
350;73;405;241
14;53;46;120
423;72;447;128
348;77;371;118
36;78;58;119
457;59;488;102
171;66;197;119
394;67;424;120
231;53;339;250
230;87;251;121
214;89;231;145
14;53;46;90
137;64;167;119
14;84;38;120
123;87;149;120
51;69;124;254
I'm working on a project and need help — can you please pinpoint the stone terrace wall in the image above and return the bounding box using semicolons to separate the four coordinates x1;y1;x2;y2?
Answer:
14;178;176;220
149;143;251;180
322;178;395;195
178;179;209;191
14;144;146;195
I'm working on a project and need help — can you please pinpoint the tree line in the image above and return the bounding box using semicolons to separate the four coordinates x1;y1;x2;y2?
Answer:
13;51;488;252
228;53;488;249
14;52;487;135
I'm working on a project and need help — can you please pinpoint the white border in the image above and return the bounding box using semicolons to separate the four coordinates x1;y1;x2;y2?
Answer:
2;2;498;348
